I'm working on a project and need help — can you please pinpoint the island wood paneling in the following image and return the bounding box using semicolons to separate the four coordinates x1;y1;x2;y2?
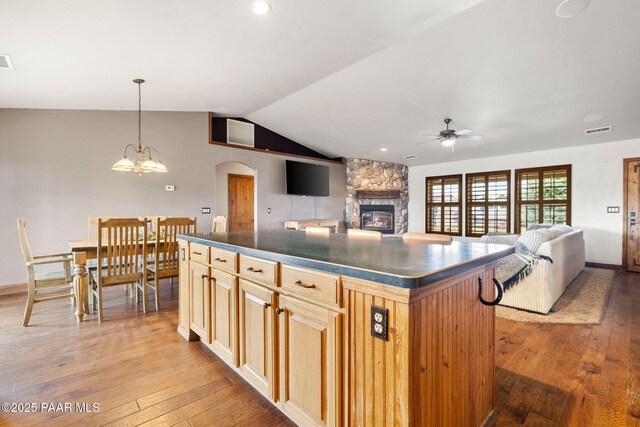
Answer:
343;265;496;426
343;278;411;426
409;266;496;427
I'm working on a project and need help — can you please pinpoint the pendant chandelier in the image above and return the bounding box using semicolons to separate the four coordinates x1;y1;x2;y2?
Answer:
112;79;168;175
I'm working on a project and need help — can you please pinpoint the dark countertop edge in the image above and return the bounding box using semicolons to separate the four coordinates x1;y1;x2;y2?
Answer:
177;233;514;289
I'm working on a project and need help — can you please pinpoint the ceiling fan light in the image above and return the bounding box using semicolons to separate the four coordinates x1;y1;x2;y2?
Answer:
112;157;135;171
441;138;456;148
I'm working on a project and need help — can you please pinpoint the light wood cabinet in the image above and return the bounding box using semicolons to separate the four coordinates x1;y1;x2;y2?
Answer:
278;294;341;427
177;241;196;340
189;261;210;341
239;278;276;400
210;269;238;367
239;254;278;286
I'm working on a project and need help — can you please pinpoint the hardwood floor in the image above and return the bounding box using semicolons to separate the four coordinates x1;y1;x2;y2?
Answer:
0;272;638;426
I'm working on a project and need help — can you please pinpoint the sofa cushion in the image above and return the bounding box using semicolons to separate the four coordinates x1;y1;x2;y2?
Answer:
549;224;574;234
537;228;564;241
526;223;555;231
516;229;558;253
480;233;520;245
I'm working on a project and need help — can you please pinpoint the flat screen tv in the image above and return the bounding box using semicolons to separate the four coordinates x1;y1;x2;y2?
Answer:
285;160;330;197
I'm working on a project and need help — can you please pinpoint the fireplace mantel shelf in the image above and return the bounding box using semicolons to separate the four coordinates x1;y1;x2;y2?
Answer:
355;190;402;199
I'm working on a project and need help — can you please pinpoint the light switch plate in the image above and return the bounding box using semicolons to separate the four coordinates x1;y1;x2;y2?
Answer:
202;207;211;214
165;185;175;192
607;206;620;213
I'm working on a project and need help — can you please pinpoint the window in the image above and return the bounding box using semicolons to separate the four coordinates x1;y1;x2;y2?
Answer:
425;175;462;236
465;170;511;237
515;165;571;233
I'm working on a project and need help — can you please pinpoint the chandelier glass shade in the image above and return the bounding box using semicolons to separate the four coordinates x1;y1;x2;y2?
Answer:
112;79;167;175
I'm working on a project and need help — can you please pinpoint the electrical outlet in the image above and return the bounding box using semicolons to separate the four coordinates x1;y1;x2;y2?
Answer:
202;207;211;214
165;185;175;192
607;206;620;213
370;305;388;341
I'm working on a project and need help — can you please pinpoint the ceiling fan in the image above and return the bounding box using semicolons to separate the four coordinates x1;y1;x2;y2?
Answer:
417;118;484;151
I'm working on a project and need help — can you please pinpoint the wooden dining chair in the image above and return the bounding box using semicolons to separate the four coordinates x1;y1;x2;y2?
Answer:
212;216;228;232
402;232;453;243
90;217;148;321
143;217;196;311
347;229;382;239
17;218;75;327
305;226;330;235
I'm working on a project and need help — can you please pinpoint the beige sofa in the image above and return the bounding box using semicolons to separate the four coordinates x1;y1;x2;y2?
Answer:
499;229;586;314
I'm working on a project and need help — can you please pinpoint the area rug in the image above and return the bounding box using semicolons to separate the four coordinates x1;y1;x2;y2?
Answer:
495;268;616;325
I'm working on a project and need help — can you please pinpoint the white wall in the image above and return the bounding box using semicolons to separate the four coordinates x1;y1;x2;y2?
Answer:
408;139;640;265
0;109;346;286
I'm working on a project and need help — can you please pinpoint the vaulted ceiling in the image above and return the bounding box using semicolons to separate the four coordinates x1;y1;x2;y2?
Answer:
2;0;639;165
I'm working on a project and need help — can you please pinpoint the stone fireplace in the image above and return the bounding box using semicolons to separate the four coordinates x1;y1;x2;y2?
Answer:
345;159;409;234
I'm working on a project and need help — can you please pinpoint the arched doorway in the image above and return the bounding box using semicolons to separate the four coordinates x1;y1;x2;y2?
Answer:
215;161;257;231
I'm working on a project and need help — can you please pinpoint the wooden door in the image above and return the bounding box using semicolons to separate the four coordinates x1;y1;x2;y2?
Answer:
624;158;640;271
228;174;255;231
278;295;340;427
189;261;210;341
238;279;275;400
210;269;238;367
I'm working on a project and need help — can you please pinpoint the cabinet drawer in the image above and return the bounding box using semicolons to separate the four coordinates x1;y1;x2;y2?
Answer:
210;248;238;273
239;255;278;286
281;264;340;306
190;243;210;264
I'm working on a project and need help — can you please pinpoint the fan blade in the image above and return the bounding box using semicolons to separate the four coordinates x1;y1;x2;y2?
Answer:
421;133;440;136
456;135;484;140
456;128;472;135
416;138;442;145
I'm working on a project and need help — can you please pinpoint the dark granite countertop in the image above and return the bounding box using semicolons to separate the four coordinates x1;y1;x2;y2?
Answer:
178;230;514;289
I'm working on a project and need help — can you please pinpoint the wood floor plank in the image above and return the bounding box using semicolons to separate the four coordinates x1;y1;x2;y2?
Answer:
1;272;639;426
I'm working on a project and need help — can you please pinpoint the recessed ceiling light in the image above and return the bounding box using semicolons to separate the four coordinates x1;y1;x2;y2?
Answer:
556;0;590;18
251;1;271;15
583;113;605;123
380;147;388;152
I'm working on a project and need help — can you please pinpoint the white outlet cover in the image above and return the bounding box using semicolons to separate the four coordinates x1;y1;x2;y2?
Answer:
165;185;175;191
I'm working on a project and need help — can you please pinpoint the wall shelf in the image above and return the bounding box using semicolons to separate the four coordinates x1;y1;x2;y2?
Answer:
355;190;402;199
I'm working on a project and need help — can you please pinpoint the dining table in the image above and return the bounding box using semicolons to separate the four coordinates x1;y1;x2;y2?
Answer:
67;239;158;321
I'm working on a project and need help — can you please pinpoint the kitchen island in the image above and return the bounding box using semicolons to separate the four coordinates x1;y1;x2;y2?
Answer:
176;230;513;427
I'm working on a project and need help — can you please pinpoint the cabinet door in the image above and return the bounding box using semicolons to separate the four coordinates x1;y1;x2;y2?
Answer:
189;261;210;341
238;279;275;400
178;241;192;339
278;295;341;427
211;269;238;367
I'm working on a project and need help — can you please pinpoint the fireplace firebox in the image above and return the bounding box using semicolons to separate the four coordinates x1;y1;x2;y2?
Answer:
360;205;395;234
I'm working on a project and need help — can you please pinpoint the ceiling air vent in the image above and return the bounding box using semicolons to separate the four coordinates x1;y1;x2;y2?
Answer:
584;125;612;135
0;54;14;70
403;154;417;160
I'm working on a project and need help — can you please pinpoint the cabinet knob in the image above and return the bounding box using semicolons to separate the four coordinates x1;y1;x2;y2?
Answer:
201;274;210;280
263;302;271;309
275;308;284;315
